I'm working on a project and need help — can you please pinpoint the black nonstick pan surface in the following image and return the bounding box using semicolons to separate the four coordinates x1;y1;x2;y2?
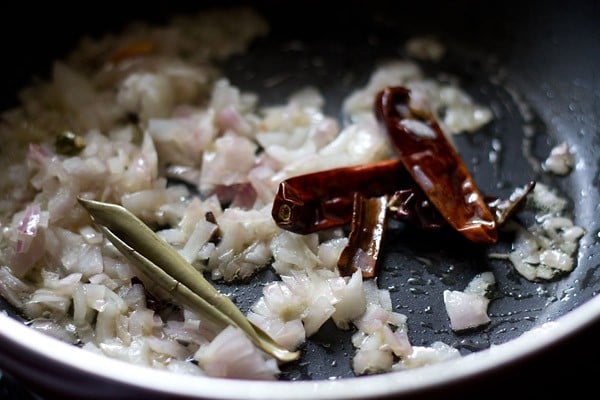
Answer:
0;1;598;399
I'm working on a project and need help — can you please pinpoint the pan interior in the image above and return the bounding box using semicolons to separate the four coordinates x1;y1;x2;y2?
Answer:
0;0;598;384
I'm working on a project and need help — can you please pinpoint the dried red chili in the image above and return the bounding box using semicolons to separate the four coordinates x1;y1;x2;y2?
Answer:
271;159;412;234
271;158;532;235
485;181;536;225
375;86;498;244
388;180;535;231
272;86;535;280
337;194;388;278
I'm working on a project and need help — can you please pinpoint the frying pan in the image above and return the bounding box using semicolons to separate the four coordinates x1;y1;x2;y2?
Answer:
0;0;598;398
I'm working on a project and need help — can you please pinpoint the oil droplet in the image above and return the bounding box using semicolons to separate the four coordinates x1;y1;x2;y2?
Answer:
489;150;498;163
496;180;509;189
491;138;502;151
409;287;427;295
545;296;558;305
440;276;457;285
536;286;550;297
489;137;502;165
420;321;434;329
458;339;489;352
560;286;575;300
407;277;425;285
510;292;533;300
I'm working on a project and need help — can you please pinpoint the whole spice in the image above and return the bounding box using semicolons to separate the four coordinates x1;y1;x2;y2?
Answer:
55;131;86;156
78;197;299;363
272;158;533;235
272;86;535;280
375;86;498;244
272;159;412;234
337;194;389;278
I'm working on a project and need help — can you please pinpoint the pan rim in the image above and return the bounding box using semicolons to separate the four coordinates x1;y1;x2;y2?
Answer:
1;294;599;399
